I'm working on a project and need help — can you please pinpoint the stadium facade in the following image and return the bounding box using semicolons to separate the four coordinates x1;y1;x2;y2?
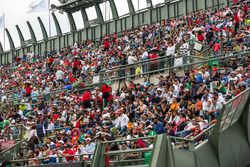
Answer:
0;0;229;65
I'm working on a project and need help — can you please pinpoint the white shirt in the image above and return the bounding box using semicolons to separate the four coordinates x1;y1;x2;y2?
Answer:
166;45;175;56
180;42;190;56
184;122;196;131
198;120;209;130
141;51;148;60
27;129;37;141
86;143;96;154
202;71;210;80
56;70;64;80
127;55;137;64
120;113;129;128
47;123;55;132
202;100;210;111
114;114;129;128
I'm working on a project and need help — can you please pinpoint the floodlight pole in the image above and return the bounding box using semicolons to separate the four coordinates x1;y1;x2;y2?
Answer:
48;0;51;38
105;1;107;21
3;13;5;50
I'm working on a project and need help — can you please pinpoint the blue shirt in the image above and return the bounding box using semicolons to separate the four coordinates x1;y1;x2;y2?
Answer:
153;122;165;134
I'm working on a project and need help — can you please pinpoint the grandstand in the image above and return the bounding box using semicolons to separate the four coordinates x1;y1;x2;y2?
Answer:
0;0;250;167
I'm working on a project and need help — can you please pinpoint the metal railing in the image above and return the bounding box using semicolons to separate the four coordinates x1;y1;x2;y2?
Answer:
168;88;250;151
0;50;249;112
10;153;93;167
0;54;208;104
92;136;155;167
169;124;216;151
0;124;29;141
3;88;250;166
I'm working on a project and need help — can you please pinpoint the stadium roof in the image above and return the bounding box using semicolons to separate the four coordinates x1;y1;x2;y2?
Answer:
52;0;105;13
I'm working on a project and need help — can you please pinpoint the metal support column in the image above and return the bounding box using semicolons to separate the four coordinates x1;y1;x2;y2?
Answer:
146;0;153;8
109;0;119;20
5;28;15;50
26;21;37;44
127;0;135;14
15;25;25;46
37;17;49;41
0;42;3;54
51;12;62;36
94;3;104;24
67;12;77;32
81;8;90;28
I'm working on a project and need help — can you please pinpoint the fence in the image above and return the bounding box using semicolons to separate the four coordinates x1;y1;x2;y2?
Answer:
0;50;249;113
0;124;28;141
2;88;250;166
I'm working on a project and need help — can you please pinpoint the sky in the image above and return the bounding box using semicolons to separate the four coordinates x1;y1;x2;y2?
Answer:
0;0;164;51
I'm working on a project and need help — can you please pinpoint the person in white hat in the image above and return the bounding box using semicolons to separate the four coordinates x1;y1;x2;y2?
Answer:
85;137;95;159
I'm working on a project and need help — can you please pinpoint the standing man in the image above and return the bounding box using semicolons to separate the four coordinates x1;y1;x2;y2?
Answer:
101;83;111;107
36;120;45;144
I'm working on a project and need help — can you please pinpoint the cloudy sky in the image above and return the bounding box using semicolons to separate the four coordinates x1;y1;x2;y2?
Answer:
0;0;164;51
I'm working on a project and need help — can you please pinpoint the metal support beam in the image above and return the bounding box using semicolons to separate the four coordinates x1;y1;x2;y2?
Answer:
67;12;77;32
5;28;15;50
37;17;49;41
15;25;25;46
146;0;153;8
26;21;37;44
51;12;62;36
94;3;104;24
109;0;119;19
0;42;3;53
81;8;90;28
127;0;135;14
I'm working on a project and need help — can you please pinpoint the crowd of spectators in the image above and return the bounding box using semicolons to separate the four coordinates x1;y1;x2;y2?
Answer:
0;0;250;166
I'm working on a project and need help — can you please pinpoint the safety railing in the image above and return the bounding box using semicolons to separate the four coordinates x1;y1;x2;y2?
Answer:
219;88;250;133
0;138;28;163
10;153;93;167
92;136;155;167
2;46;248;103
169;88;250;151
0;54;208;104
0;124;29;141
169;124;216;151
0;50;249;112
3;88;250;166
0;38;208;96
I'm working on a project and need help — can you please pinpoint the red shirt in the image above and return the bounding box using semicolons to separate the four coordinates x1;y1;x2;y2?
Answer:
73;49;78;56
25;86;32;94
149;53;158;59
82;91;91;101
101;84;111;93
233;0;238;4
243;5;248;12
70;77;76;83
108;94;113;101
234;13;240;23
48;57;54;64
73;60;80;68
103;41;110;49
197;34;204;42
213;43;221;52
63;149;74;161
52;113;59;123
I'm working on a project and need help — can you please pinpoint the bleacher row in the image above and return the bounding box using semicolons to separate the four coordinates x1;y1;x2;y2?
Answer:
0;0;250;166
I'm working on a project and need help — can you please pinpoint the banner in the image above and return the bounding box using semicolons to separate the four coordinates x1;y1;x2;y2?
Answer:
0;13;5;28
27;0;49;13
0;140;16;151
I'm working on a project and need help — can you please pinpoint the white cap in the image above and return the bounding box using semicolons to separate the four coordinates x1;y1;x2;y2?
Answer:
157;88;163;92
